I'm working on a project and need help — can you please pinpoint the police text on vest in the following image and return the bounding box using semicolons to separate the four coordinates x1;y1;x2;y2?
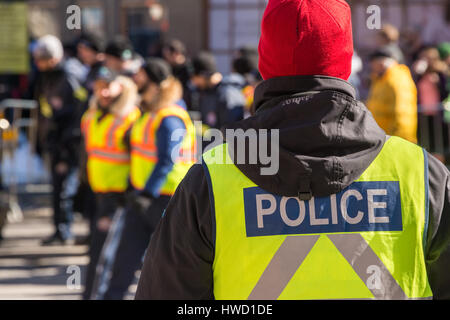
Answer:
244;182;403;237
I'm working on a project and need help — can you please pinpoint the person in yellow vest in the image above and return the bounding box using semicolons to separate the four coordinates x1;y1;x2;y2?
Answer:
98;58;196;300
366;48;418;143
80;67;140;300
136;0;450;300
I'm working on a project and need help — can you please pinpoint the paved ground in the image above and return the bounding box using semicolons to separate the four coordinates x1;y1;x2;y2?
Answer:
0;190;139;300
0;206;89;300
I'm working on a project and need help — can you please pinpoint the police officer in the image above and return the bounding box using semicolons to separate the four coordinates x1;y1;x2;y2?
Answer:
74;32;105;245
136;0;450;300
100;58;196;300
81;67;140;299
32;35;88;245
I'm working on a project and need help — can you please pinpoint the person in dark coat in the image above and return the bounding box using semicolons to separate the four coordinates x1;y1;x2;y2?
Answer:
33;35;87;245
77;33;105;95
162;39;194;109
190;52;245;131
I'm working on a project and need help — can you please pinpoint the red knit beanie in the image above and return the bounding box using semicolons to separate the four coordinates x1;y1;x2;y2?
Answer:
258;0;354;81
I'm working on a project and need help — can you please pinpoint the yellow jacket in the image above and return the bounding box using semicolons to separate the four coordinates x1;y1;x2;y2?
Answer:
366;63;418;143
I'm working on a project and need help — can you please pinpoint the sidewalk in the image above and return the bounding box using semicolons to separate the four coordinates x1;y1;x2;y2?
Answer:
0;203;89;300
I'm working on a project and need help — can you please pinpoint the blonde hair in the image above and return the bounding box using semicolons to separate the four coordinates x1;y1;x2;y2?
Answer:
379;24;400;43
89;76;139;117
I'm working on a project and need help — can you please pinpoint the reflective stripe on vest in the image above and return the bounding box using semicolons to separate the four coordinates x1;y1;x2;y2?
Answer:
87;149;130;163
130;106;197;195
81;107;140;193
202;137;432;300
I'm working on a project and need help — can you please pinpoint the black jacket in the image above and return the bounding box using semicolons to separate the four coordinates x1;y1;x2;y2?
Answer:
135;75;450;300
34;62;86;166
191;76;246;130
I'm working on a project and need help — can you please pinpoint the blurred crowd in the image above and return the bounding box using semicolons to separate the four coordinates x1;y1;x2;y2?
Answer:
3;32;261;300
0;22;449;299
354;24;450;149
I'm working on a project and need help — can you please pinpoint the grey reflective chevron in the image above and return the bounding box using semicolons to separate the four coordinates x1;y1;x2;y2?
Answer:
248;235;320;300
248;234;412;300
107;118;123;148
327;233;407;300
132;145;157;158
89;149;130;161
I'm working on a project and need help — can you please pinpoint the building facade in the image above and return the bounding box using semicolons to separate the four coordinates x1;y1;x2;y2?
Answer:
206;0;450;72
27;0;208;57
25;0;450;72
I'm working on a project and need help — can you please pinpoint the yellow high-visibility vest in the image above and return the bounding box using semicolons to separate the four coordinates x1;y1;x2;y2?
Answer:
203;136;432;300
81;107;140;193
130;105;197;196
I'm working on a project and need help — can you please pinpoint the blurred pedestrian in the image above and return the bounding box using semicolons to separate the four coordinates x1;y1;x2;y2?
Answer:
104;37;134;74
99;58;196;300
190;52;245;130
77;33;105;95
413;45;450;158
123;52;145;79
162;39;194;109
32;35;88;245
437;43;450;100
366;47;418;143
232;47;262;117
413;47;449;114
80;67;140;299
438;42;450;106
74;33;106;245
401;27;424;65
412;46;448;105
375;24;405;64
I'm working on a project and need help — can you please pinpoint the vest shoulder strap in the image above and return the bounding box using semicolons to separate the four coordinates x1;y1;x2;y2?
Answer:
151;105;192;133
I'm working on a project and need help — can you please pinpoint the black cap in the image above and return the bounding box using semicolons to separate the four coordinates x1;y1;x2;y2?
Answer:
78;33;104;53
143;58;172;84
238;46;258;58
164;39;186;55
96;66;120;83
192;52;217;76
369;46;398;61
233;55;259;75
105;36;134;61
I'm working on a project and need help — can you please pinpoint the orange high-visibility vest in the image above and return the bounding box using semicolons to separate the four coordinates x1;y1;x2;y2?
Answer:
130;105;196;196
81;107;141;193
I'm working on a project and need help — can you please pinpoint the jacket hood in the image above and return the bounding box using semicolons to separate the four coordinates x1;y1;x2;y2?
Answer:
89;76;138;118
222;75;387;199
221;73;247;88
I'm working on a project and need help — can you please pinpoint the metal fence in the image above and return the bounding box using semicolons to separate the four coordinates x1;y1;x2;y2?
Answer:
0;99;39;225
418;104;450;163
